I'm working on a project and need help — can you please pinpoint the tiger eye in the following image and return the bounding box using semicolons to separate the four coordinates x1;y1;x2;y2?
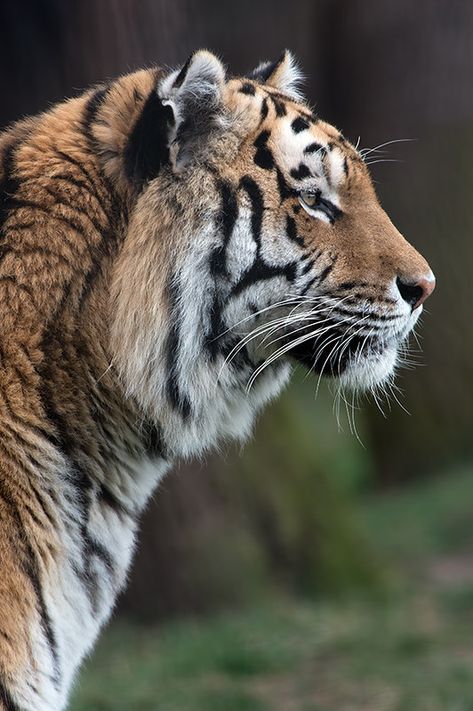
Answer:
300;191;320;208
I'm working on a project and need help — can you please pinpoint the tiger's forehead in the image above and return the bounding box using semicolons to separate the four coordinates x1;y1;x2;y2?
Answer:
274;115;349;193
227;78;361;193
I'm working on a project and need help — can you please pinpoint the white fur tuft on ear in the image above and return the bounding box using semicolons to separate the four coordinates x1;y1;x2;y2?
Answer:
159;50;225;107
157;50;226;169
249;50;305;102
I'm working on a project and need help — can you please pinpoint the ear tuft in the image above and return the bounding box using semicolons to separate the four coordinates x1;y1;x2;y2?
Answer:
249;50;304;101
158;50;226;169
159;50;225;107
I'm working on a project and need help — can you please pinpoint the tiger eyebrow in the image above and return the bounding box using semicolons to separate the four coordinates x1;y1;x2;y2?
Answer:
304;142;326;156
291;116;310;133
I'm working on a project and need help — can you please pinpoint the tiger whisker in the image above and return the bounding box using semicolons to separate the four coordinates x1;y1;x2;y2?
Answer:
360;138;416;161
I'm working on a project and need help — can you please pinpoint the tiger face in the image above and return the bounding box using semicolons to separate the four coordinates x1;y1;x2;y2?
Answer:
219;72;434;394
109;50;435;454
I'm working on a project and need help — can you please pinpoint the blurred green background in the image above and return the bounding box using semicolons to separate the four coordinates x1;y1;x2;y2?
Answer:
2;1;472;708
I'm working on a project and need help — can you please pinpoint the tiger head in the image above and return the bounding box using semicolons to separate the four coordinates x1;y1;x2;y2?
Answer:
107;50;435;455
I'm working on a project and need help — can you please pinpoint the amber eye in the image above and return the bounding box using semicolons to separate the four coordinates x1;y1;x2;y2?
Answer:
299;190;321;209
298;189;342;224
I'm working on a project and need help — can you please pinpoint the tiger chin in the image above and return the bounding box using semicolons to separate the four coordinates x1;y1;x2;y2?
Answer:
0;50;434;709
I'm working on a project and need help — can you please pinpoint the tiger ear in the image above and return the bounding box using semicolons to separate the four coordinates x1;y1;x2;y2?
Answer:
158;50;226;170
249;50;304;101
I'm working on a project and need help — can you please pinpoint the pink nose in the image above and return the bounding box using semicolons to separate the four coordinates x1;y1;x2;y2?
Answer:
396;274;436;310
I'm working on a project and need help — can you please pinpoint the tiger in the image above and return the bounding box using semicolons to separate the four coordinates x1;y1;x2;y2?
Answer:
0;49;435;709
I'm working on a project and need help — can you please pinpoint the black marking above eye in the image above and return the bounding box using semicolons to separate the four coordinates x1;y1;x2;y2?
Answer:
290;163;311;180
253;130;274;170
291;116;310;133
239;82;256;95
304;142;326;156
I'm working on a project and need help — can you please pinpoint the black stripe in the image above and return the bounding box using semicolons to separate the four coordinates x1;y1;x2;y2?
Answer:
317;262;335;284
7;196;97;252
0;245;73;268
269;95;287;117
206;180;239;360
206;291;226;362
1;221;34;233
80;81;123;230
82;85;109;146
264;89;296;103
0;143;21;236
0;478;60;686
49;173;110;221
124;77;173;189
231;259;297;297
317;197;342;224
259;98;269;123
165;275;192;419
249;56;282;83
285;215;304;247
239;82;256;96
42;185;107;235
253;130;274;170
276;168;293;202
142;421;166;459
173;55;193;88
81;87;125;304
85;534;114;572
290;163;311;181
300;275;317;296
240;176;264;252
209;180;238;278
301;259;314;276
29;483;57;529
54;150;109;215
231;176;297;296
97;482;133;519
37;347;117;610
291;116;310;133
304;142;326;156
337;281;366;291
0;679;21;711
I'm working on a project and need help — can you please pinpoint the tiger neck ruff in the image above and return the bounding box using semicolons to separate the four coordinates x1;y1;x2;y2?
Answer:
0;50;434;710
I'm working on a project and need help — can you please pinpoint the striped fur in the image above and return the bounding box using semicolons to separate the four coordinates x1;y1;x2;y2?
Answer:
0;50;433;709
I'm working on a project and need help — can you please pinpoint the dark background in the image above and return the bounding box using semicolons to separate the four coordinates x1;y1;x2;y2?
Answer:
1;2;472;708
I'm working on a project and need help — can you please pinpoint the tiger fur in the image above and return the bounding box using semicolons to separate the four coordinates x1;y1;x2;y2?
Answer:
0;50;434;709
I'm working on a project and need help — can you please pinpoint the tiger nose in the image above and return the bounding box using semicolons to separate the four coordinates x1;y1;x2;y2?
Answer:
396;272;436;310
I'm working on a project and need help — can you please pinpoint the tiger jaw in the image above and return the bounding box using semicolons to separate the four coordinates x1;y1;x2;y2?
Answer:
282;307;421;391
289;330;399;390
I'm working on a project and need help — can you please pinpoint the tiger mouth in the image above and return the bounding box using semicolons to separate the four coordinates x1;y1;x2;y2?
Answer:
286;322;388;376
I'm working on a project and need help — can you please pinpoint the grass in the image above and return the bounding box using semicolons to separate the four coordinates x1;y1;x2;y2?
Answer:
70;464;473;711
